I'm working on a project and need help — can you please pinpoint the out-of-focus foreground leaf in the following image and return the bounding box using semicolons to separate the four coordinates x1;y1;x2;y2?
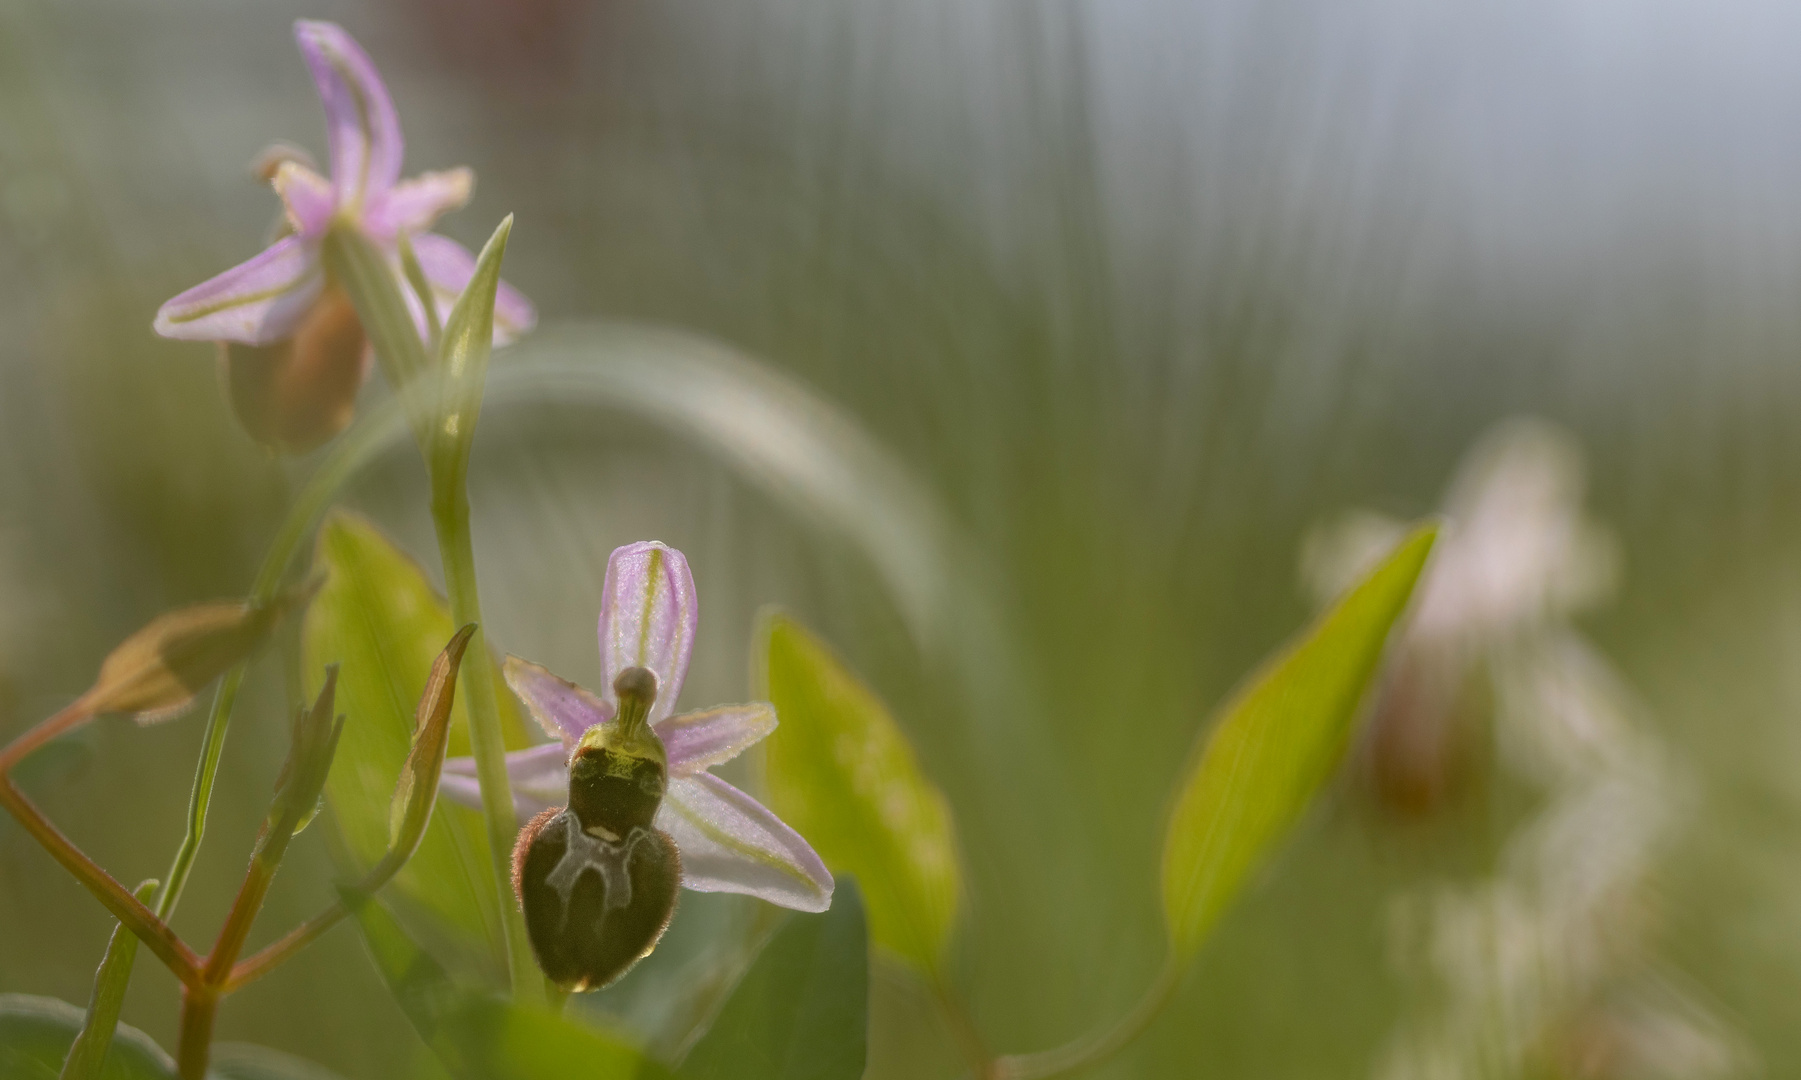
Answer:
342;889;668;1080
206;1043;351;1080
678;879;868;1080
0;994;174;1079
303;510;528;978
1161;524;1438;959
759;614;959;975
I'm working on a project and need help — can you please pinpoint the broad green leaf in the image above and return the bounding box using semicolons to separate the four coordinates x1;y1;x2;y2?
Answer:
678;880;868;1080
342;889;669;1080
0;994;174;1079
207;1044;350;1080
759;615;960;974
1161;523;1437;959
304;510;529;979
59;879;158;1080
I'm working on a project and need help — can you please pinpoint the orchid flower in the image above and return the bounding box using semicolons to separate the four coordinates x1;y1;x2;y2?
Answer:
152;20;535;451
442;542;834;918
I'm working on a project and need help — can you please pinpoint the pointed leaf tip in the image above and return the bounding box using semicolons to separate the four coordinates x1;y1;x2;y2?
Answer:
388;623;476;855
1160;522;1436;960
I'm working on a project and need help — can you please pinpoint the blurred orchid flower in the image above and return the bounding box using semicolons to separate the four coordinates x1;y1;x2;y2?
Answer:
1302;419;1618;813
442;541;834;913
153;20;535;452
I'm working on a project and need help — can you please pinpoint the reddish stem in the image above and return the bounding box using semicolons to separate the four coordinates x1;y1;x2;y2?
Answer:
0;778;200;984
175;986;217;1080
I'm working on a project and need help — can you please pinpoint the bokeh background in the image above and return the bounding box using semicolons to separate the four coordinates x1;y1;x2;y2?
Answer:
4;0;1801;1077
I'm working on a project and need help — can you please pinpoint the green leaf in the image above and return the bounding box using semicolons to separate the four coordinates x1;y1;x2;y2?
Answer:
758;615;959;975
0;994;175;1079
207;1044;350;1080
678;880;868;1080
59;879;159;1080
342;889;669;1080
1161;523;1438;960
303;510;529;979
429;216;511;494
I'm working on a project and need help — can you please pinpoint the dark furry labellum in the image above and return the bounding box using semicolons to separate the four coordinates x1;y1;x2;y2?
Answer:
512;666;681;991
513;808;681;991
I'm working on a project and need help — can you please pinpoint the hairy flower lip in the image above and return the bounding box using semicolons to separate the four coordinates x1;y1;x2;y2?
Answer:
442;541;833;913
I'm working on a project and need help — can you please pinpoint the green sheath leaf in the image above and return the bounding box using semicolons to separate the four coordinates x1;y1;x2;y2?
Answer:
303;510;528;980
678;880;869;1080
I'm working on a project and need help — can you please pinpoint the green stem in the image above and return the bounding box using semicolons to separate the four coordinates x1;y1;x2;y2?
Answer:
430;480;540;1003
58;879;159;1080
152;405;398;923
991;959;1181;1080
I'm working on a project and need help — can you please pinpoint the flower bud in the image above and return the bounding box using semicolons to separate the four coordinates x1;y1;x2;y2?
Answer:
82;581;318;722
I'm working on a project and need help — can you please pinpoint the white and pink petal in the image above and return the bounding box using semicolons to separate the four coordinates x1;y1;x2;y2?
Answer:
596;542;697;725
655;773;833;912
153;236;324;345
441;742;567;824
272;161;336;238
294;20;404;209
657;703;776;776
502;656;610;748
364;168;474;240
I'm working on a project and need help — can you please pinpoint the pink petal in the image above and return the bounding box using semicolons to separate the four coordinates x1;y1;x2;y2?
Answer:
363;168;474;240
502;655;611;748
656;703;776;776
441;742;567;824
153;236;323;345
410;232;537;344
272;161;336;238
656;773;833;911
597;542;697;725
294;20;403;209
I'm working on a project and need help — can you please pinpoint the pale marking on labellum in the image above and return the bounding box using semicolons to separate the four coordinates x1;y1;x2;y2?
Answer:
543;811;652;930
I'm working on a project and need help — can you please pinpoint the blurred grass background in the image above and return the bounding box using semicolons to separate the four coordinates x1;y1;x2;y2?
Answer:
3;0;1801;1076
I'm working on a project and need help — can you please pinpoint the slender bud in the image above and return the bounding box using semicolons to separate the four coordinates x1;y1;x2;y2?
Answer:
268;667;344;838
82;581;319;722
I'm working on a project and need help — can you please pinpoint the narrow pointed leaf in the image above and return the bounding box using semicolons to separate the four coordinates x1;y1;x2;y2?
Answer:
0;994;175;1079
429;216;512;492
678;880;868;1080
759;614;959;974
267;669;344;838
303;511;529;980
1162;524;1437;959
341;889;671;1080
388;624;477;854
57;880;158;1080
